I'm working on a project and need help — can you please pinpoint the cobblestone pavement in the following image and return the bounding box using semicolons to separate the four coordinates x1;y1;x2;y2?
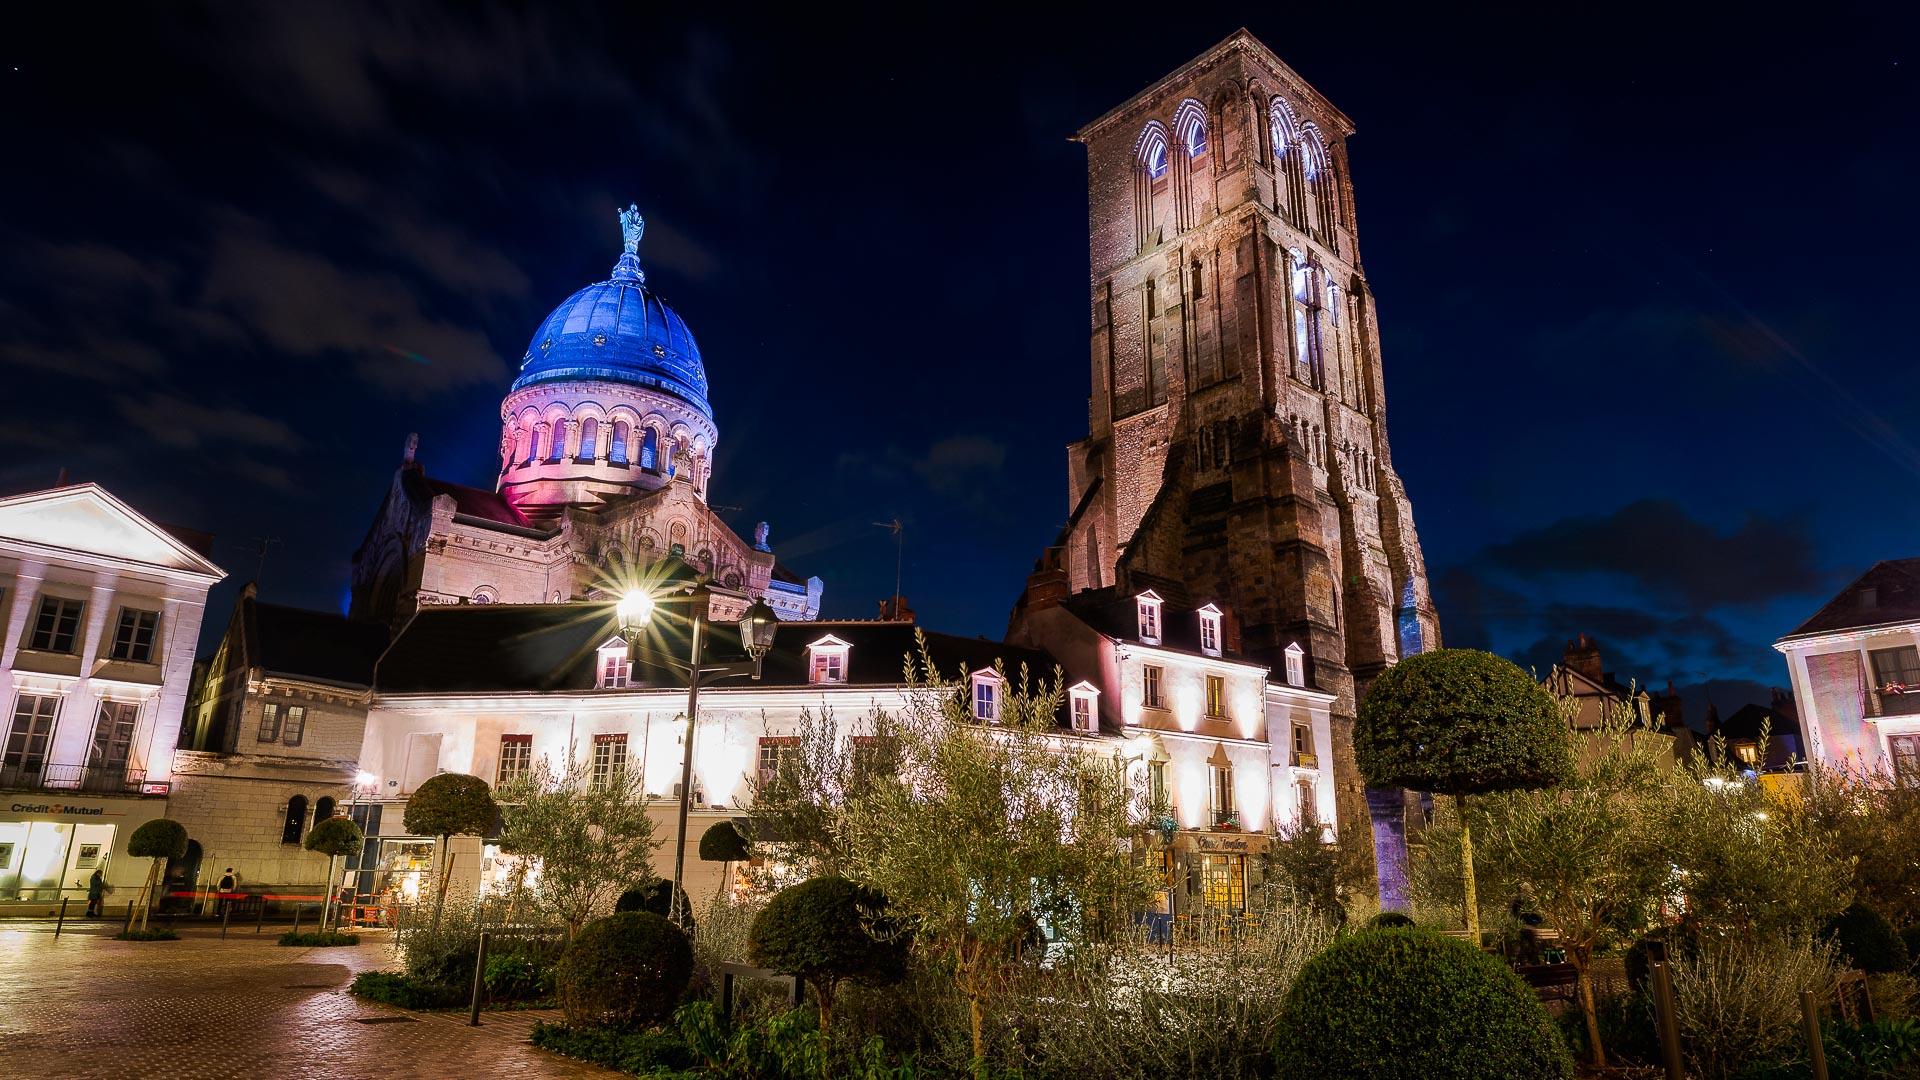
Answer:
0;920;616;1079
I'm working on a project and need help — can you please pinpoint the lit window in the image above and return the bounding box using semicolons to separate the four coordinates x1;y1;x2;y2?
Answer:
973;675;1001;722
592;734;627;789
497;735;532;785
610;421;630;465
1068;682;1100;733
1143;665;1164;709
758;736;799;790
1210;764;1235;821
5;694;60;779
547;421;566;462
88;701;138;774
111;608;160;663
1136;591;1163;644
806;636;851;685
1174;99;1208;157
640;428;658;471
599;644;631;689
1146;140;1168;179
578;417;598;461
1284;643;1306;688
1072;695;1092;731
257;701;281;742
1198;604;1222;657
1149;759;1168;808
282;705;306;747
28;596;84;654
1205;675;1226;718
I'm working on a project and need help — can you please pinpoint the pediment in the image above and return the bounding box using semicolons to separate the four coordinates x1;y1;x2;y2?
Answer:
0;484;225;579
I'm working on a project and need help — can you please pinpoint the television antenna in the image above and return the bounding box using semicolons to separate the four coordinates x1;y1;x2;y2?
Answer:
873;519;904;608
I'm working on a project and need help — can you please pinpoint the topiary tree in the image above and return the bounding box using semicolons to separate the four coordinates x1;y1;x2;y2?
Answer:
1825;901;1911;973
748;876;907;1035
127;818;188;930
403;773;497;909
554;911;693;1028
699;820;751;898
1355;648;1573;938
1272;927;1574;1080
304;814;364;931
616;879;694;931
1368;911;1415;929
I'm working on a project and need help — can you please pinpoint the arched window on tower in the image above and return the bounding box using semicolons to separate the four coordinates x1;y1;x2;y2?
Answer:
577;417;599;462
281;794;307;845
547;420;567;462
609;421;630;465
1133;122;1171;252
1174;99;1208;158
639;429;658;471
513;427;530;467
524;427;541;465
1291;253;1324;388
1302;126;1337;241
1270;98;1303;219
1190;259;1204;300
314;795;335;822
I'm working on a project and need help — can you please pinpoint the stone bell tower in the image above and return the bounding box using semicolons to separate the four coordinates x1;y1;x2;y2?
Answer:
1029;29;1442;865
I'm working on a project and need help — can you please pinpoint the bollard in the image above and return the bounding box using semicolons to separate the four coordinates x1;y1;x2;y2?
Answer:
123;899;136;937
54;897;68;939
256;899;266;935
1650;961;1685;1080
292;904;302;936
1802;989;1829;1080
469;932;491;1026
221;906;230;940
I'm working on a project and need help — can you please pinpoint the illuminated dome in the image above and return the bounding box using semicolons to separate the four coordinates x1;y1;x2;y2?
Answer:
511;233;710;422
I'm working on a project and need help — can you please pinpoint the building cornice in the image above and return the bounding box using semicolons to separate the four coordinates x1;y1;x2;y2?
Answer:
1774;620;1920;652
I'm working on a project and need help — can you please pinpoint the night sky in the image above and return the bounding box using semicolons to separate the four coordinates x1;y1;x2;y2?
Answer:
4;4;1915;729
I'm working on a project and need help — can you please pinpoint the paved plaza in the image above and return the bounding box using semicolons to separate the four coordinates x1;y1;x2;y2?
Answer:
0;920;615;1079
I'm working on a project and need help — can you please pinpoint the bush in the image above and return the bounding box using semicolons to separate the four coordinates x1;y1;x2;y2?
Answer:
530;1022;697;1073
1905;925;1920;977
700;820;752;863
128;818;188;860
1368;911;1415;929
1670;933;1842;1080
278;930;361;947
484;952;557;1002
349;970;465;1009
1826;902;1912;974
556;911;693;1029
114;927;179;941
1271;927;1573;1080
402;773;498;839
617;880;694;928
749;877;906;1034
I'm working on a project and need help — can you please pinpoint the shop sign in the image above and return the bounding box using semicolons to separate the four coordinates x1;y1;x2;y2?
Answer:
7;800;126;818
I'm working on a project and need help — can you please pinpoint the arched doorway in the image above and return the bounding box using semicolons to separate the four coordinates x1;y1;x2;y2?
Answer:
161;839;202;914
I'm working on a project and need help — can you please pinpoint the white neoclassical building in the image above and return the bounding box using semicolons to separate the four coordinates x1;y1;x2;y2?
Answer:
1776;560;1920;781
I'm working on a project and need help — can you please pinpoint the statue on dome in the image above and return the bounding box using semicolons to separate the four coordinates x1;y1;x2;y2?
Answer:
619;203;645;254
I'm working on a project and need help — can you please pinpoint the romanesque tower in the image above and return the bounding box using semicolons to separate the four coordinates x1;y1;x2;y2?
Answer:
1011;30;1441;835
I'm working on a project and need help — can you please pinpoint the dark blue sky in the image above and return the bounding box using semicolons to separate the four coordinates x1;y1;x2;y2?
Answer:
4;3;1915;726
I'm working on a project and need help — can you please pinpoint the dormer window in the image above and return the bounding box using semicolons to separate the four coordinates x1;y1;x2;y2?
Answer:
1136;590;1163;645
971;670;1004;723
1067;681;1100;733
806;635;851;685
1198;603;1222;657
1283;642;1306;688
597;638;631;689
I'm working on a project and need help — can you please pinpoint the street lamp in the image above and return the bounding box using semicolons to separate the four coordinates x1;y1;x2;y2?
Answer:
618;584;778;926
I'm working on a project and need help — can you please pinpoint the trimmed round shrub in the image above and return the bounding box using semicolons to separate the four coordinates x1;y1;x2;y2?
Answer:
303;814;364;857
748;877;906;1033
1354;649;1572;796
616;880;694;929
403;773;498;839
699;820;751;863
1368;911;1415;929
556;911;692;1028
1825;902;1910;973
1272;927;1574;1080
128;818;188;860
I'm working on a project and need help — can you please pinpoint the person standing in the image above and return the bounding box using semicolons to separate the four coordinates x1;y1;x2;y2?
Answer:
216;867;238;914
85;867;105;917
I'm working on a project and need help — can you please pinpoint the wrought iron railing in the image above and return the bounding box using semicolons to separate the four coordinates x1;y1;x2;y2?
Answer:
5;763;147;793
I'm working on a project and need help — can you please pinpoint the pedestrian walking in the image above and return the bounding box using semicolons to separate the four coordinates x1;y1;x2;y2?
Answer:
85;867;105;917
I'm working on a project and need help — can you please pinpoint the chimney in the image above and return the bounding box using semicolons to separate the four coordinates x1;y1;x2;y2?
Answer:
1703;702;1721;739
1563;633;1604;683
1014;551;1070;617
877;595;915;622
1650;680;1683;730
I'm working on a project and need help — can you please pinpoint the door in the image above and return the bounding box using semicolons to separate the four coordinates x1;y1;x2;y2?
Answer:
161;839;202;913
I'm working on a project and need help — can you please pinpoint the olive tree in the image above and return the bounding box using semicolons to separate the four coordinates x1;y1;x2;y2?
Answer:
496;747;659;935
1354;649;1573;939
748;876;906;1035
127;818;187;930
839;637;1156;1061
1477;699;1670;1068
303;815;364;931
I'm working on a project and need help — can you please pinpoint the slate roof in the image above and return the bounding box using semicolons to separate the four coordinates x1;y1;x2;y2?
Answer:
1781;560;1920;641
405;472;540;531
377;603;1082;707
249;598;390;689
1059;584;1245;662
1715;702;1802;744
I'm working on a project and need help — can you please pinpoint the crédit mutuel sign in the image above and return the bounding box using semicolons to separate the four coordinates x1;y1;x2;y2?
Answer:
8;801;124;817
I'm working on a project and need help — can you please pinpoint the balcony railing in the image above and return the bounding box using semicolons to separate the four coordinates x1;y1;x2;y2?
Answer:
1874;688;1920;718
0;762;146;793
1291;751;1319;769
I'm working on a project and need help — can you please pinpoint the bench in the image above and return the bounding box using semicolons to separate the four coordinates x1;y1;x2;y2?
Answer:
1515;962;1580;1003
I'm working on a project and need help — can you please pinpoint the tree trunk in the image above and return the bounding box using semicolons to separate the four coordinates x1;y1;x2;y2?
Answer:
1456;795;1478;942
322;853;338;932
141;858;160;930
957;945;988;1072
815;978;835;1037
1573;943;1605;1068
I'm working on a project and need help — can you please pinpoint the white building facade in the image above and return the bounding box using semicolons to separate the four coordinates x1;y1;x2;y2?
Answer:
1776;560;1920;780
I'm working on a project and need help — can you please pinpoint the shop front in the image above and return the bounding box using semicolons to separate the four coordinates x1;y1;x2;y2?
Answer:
1170;830;1269;917
0;792;170;909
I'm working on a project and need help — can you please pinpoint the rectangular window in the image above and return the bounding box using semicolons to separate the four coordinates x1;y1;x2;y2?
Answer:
1210;765;1235;823
88;701;139;773
1284;647;1306;688
1149;759;1168;809
599;650;631;689
758;736;799;790
1199;614;1220;655
973;679;999;722
28;596;84;654
496;734;532;785
110;608;160;663
4;694;60;782
592;734;628;789
257;701;281;742
1892;735;1920;782
810;650;844;684
1870;646;1920;717
1143;665;1164;709
1071;695;1094;732
1205;674;1226;718
1137;600;1160;643
1297;778;1318;825
281;705;307;747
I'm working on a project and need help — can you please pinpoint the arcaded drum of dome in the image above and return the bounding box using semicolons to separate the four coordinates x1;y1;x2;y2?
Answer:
510;215;710;421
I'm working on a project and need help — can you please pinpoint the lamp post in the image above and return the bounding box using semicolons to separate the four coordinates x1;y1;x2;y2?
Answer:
618;584;778;927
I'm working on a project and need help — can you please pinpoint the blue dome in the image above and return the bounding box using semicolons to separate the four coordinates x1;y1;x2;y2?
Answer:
511;251;710;416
